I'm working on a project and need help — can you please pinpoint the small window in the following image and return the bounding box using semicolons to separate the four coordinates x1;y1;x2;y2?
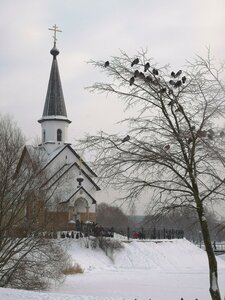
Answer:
57;129;62;141
43;130;46;142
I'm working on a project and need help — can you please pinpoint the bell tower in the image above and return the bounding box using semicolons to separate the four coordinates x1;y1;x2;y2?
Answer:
38;25;71;150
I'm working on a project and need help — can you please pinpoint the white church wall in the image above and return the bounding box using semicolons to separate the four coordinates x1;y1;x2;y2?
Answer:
41;119;69;144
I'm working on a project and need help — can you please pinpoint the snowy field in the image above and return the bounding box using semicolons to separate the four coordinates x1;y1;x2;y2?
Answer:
1;238;225;300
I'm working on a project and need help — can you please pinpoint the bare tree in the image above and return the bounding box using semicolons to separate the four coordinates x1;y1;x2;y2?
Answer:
96;202;129;230
0;115;67;290
78;51;225;300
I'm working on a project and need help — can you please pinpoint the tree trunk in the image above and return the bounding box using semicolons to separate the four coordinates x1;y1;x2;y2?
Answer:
196;198;221;300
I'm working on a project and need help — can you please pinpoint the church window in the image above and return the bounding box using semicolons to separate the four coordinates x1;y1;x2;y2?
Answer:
57;129;62;141
43;130;46;142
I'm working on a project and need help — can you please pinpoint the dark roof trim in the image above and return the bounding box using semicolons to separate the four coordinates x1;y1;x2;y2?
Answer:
48;161;100;191
67;144;98;177
38;118;71;124
62;186;97;204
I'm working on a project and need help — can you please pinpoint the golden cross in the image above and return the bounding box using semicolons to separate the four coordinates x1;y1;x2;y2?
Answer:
48;24;62;44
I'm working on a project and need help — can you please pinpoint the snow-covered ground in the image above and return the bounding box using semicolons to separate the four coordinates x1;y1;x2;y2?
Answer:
1;238;225;300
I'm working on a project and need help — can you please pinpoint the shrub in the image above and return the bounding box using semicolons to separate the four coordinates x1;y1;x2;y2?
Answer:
91;237;124;260
62;263;84;275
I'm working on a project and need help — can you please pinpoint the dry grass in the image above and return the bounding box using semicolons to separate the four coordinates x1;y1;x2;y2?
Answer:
62;263;84;275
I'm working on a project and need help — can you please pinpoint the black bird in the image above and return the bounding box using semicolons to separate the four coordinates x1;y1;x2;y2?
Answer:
152;68;159;75
122;135;130;143
208;134;214;140
131;58;139;67
171;71;176;78
104;61;109;67
220;131;225;137
144;62;150;72
134;70;139;77
139;72;145;80
164;144;170;151
182;76;186;84
176;70;182;77
160;88;167;93
145;75;152;82
169;80;175;85
129;77;135;86
168;100;173;106
174;80;182;88
187;137;193;144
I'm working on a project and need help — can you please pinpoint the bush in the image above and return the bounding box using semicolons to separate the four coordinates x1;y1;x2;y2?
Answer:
91;237;124;260
62;263;83;275
4;240;70;291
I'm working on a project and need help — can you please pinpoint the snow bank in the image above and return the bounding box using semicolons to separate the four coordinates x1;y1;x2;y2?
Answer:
1;238;225;300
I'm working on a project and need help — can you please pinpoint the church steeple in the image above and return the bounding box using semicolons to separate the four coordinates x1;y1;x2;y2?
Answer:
42;45;67;117
38;25;71;148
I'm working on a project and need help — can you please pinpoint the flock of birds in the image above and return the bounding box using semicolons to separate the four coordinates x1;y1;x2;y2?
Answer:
104;58;186;94
103;59;221;147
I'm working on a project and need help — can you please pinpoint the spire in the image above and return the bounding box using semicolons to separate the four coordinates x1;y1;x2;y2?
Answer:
42;25;67;117
38;25;71;147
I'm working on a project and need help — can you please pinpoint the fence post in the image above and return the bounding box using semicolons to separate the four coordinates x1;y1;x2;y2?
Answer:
127;227;130;240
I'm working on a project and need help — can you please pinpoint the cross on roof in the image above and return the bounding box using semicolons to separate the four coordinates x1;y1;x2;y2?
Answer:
48;24;62;45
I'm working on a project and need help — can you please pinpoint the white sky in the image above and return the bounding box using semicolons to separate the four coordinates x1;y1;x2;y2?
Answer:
1;0;225;141
1;0;225;213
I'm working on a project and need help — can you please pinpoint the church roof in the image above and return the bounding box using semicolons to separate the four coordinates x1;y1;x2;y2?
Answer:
42;45;67;117
61;186;97;204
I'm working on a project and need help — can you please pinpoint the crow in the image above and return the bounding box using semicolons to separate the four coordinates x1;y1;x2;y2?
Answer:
139;72;145;80
134;70;139;77
164;144;170;151
171;71;176;78
182;76;186;84
176;70;182;77
187;137;193;144
174;80;182;88
152;68;159;75
122;135;130;143
160;88;167;93
104;61;109;67
220;131;225;137
145;75;152;82
131;58;139;67
169;80;175;85
144;62;150;72
130;77;135;86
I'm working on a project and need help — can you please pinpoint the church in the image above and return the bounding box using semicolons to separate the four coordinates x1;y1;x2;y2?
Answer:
17;28;100;232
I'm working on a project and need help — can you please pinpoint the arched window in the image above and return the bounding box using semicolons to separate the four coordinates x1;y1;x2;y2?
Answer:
57;129;62;141
43;130;46;142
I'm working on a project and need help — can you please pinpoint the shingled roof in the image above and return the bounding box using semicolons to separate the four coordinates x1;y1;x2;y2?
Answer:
42;46;67;117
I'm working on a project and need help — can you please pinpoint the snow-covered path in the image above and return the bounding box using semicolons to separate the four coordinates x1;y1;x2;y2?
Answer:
1;238;225;300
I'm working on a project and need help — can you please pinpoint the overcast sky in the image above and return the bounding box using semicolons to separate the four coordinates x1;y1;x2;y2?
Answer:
1;0;225;213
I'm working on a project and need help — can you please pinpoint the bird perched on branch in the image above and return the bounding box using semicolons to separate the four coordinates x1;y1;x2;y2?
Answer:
174;80;182;88
130;77;135;86
131;58;139;67
182;76;186;84
122;135;130;143
164;144;170;151
176;70;182;77
134;70;139;77
144;62;150;72
169;80;175;86
171;71;176;78
160;88;167;94
104;61;109;67
153;68;159;75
